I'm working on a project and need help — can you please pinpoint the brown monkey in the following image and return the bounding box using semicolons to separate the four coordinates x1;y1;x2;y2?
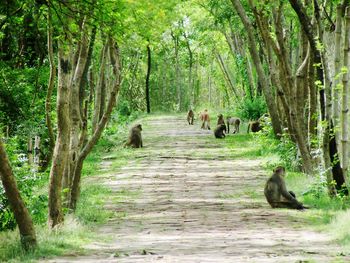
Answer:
217;114;226;133
247;120;262;133
264;166;305;210
200;109;210;130
214;124;226;138
125;124;143;148
187;109;194;125
226;117;241;134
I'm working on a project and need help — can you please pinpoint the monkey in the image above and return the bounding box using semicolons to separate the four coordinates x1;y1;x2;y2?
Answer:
187;109;194;125
124;124;143;148
264;166;306;210
217;114;226;133
214;124;227;138
200;109;210;130
226;117;241;134
247;120;262;133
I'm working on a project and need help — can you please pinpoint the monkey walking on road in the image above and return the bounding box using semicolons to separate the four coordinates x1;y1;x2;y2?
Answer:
226;117;240;134
200;109;210;130
187;109;194;125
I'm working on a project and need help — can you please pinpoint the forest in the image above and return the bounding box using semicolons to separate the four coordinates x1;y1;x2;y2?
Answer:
1;0;350;262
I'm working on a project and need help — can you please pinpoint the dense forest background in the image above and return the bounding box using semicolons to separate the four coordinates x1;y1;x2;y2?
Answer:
1;0;350;256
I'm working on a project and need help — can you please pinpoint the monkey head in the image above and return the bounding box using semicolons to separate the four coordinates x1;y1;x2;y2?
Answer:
273;166;285;175
135;124;142;131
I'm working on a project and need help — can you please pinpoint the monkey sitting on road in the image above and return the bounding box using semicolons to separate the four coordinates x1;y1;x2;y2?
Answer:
226;117;240;134
217;114;226;133
124;124;143;148
264;166;306;210
187;109;194;125
214;124;227;139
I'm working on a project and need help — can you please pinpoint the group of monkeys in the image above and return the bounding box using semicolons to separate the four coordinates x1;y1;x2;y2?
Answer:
187;109;264;139
124;114;307;210
187;109;307;210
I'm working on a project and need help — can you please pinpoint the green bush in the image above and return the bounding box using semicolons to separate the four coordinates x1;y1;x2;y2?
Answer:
236;96;267;120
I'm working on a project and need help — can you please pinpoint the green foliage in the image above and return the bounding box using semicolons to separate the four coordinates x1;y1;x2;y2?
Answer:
0;137;48;231
236;97;267;120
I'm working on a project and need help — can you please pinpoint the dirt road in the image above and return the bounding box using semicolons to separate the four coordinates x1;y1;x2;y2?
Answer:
48;115;345;263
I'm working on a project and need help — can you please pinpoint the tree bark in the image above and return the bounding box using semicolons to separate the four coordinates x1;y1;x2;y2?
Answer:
0;139;37;250
48;41;71;228
69;38;121;210
341;7;350;177
45;5;55;171
230;0;283;139
146;41;151;113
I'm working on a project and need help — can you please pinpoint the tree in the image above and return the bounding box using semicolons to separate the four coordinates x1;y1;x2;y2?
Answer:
0;140;37;250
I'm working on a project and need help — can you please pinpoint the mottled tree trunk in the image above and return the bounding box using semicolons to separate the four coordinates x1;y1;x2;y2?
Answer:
44;6;56;171
146;41;151;113
69;38;121;210
0;140;37;250
48;42;71;228
231;0;283;140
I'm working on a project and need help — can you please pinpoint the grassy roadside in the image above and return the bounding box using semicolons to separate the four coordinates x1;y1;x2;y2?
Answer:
0;113;146;262
223;130;350;253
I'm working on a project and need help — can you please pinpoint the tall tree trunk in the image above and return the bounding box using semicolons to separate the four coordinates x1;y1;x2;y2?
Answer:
332;5;343;152
69;38;121;210
0;140;37;250
48;42;71;228
341;7;350;177
146;41;151;113
289;0;347;190
215;52;239;99
230;0;283;139
44;5;55;171
92;41;108;132
183;32;193;106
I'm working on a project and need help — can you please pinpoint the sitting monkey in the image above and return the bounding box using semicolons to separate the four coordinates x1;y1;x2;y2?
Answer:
124;124;143;148
264;166;306;210
187;109;194;125
214;124;227;139
226;117;240;134
217;114;226;133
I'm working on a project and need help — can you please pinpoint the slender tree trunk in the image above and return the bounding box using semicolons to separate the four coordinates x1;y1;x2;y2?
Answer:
0;140;37;250
44;6;55;171
48;42;71;228
341;7;350;177
69;38;121;210
146;41;151;113
333;5;343;152
230;0;283;139
92;41;108;132
215;52;239;99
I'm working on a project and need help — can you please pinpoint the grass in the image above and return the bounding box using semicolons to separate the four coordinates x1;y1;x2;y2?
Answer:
0;113;144;262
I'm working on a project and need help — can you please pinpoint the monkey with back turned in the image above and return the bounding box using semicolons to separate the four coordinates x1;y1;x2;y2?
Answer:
217;114;227;133
214;124;227;139
187;109;194;125
124;124;143;148
264;166;306;210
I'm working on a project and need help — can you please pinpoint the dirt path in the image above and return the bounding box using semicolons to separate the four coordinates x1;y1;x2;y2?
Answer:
48;115;345;263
